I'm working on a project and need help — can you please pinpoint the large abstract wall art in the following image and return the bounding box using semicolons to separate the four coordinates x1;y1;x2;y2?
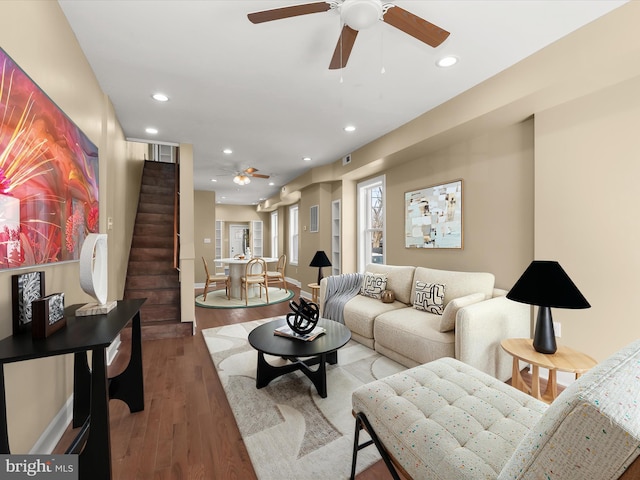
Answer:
0;47;99;269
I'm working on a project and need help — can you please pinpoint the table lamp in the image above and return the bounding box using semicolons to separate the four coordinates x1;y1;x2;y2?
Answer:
309;251;332;284
507;260;590;354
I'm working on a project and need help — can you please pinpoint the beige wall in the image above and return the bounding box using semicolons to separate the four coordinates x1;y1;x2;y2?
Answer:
535;75;640;361
0;0;145;452
194;191;217;283
299;183;333;287
387;120;534;289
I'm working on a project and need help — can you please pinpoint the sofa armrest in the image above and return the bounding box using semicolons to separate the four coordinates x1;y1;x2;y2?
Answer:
455;295;531;382
493;287;508;297
319;277;328;315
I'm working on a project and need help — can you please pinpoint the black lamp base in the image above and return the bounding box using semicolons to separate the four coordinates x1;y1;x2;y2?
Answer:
533;306;557;354
317;268;323;285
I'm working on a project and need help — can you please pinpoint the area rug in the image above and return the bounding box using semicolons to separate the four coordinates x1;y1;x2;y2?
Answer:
195;287;294;309
202;318;406;480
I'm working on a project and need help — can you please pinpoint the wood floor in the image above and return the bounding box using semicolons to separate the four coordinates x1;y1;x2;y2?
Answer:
53;286;552;480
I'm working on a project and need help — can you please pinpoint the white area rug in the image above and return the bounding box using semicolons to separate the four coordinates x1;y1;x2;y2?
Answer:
202;318;406;480
195;287;293;309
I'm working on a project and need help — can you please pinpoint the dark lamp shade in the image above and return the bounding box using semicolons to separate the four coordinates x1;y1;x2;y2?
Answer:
507;261;590;309
310;251;332;285
309;251;332;268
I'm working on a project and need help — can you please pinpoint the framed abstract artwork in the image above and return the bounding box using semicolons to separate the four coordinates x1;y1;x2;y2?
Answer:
0;47;99;270
12;271;45;335
405;180;463;249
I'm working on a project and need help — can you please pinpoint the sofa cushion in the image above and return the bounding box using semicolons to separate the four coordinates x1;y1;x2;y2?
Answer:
439;292;485;332
343;295;406;342
360;272;387;299
352;357;547;480
364;264;415;305
411;267;495;306
413;281;445;314
375;308;455;364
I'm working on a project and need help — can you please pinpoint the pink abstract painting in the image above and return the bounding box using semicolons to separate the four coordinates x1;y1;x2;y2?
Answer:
0;47;99;269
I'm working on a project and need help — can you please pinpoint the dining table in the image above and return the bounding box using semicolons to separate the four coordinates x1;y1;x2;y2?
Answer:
217;257;279;299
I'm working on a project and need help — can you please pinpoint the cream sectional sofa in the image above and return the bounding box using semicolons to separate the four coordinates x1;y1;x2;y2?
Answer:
319;264;530;381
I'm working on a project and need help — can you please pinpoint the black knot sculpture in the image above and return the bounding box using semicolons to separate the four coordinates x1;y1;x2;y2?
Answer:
286;297;320;334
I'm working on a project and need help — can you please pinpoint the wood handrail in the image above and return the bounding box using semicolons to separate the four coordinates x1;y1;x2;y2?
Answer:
173;156;180;270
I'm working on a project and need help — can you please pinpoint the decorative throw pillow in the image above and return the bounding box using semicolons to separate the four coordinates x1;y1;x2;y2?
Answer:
360;272;387;299
439;292;486;332
414;281;445;314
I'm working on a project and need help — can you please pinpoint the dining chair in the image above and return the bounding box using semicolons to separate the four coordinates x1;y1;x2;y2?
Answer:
266;254;288;291
241;258;269;306
202;257;230;301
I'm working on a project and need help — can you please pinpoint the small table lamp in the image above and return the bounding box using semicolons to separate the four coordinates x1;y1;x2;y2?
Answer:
309;251;332;285
507;260;590;354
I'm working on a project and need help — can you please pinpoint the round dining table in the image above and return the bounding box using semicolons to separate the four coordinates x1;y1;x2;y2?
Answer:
217;257;279;299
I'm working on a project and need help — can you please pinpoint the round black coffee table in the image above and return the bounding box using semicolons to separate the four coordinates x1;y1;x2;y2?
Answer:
248;317;351;398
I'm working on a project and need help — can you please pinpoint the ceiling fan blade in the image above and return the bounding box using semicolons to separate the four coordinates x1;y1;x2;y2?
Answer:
248;2;331;24
382;5;449;48
329;25;358;70
251;174;270;179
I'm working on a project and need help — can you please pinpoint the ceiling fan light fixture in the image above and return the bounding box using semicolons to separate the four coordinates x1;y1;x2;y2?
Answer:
233;174;251;185
341;0;382;31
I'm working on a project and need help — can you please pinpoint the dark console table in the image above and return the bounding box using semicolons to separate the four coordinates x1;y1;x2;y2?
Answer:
0;298;145;480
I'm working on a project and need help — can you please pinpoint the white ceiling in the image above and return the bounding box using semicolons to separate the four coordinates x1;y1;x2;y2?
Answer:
59;0;627;205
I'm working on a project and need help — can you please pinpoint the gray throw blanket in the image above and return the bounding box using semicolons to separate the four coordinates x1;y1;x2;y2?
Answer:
322;273;364;324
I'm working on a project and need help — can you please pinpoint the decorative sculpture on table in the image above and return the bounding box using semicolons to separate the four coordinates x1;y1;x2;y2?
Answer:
76;233;117;316
286;297;320;335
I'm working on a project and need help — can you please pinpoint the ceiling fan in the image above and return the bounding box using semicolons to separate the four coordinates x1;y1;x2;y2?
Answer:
248;0;450;69
233;167;270;185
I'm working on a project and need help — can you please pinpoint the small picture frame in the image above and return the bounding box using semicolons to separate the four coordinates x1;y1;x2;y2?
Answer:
12;271;45;335
32;293;66;339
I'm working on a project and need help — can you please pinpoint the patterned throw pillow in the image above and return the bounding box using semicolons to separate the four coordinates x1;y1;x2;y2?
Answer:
414;281;446;314
360;272;387;299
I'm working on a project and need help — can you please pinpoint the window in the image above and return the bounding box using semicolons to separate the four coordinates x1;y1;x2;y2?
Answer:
357;175;385;272
289;205;299;265
270;211;278;258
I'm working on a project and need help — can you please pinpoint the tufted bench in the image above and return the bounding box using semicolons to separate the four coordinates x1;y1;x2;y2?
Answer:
351;340;640;479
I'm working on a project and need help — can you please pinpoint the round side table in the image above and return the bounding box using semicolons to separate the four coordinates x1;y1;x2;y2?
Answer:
308;283;320;303
501;338;597;403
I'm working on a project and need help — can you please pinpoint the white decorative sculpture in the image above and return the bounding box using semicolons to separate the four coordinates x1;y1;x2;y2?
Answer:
76;233;117;316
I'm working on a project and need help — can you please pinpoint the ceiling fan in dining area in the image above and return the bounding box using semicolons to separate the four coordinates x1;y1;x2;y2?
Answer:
247;0;450;69
233;167;270;185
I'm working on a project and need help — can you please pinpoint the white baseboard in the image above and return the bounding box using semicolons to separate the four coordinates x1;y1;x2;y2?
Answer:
31;338;121;454
30;395;74;454
107;335;121;365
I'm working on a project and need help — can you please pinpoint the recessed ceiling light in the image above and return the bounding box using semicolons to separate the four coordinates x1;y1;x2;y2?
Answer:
145;127;158;134
303;157;311;162
152;93;169;102
344;125;356;132
223;148;233;154
269;182;275;186
210;178;217;182
436;55;458;68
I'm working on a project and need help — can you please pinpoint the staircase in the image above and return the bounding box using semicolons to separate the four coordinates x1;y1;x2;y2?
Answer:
123;161;192;339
